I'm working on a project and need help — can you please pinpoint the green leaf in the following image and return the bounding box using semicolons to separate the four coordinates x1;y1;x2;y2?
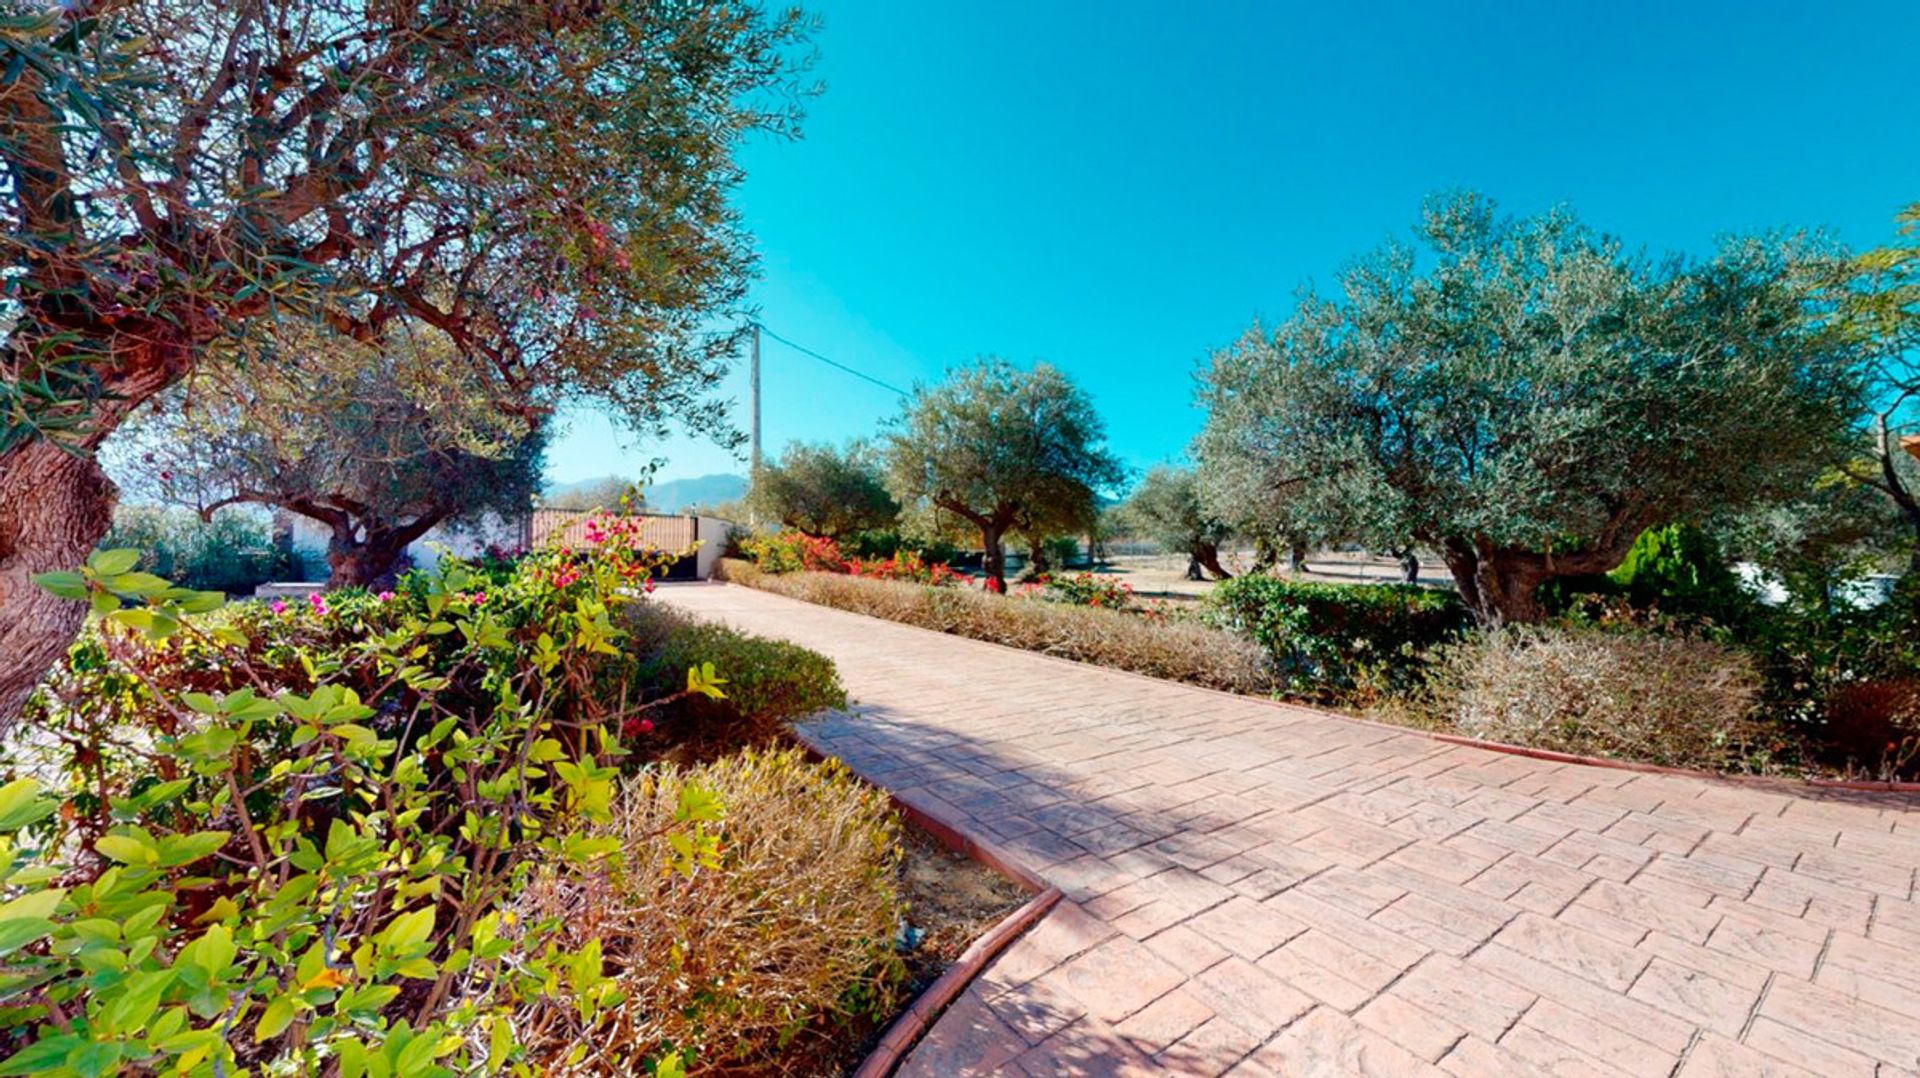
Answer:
379;907;435;955
30;570;87;600
103;968;174;1033
157;830;230;868
108;571;172;596
86;548;140;576
0;888;62;956
0;778;52;830
255;996;296;1042
0;1034;81;1076
95;833;156;865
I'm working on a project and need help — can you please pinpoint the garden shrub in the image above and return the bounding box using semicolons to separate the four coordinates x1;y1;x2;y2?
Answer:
1207;576;1467;700
847;548;962;586
515;748;904;1074
630;606;847;757
1434;625;1765;771
1606;523;1750;624
740;530;845;574
1741;591;1920;778
99;505;287;594
841;529;903;560
0;521;835;1076
1041;571;1133;610
721;559;1271;692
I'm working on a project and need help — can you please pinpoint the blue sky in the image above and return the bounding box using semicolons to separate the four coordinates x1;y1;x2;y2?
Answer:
545;1;1920;487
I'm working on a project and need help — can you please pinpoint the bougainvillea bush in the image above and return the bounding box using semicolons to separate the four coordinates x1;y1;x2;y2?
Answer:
745;530;961;587
739;531;846;575
0;518;888;1077
1038;572;1133;610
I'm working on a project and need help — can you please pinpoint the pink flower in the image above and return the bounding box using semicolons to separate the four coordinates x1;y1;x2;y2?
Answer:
467;591;486;605
269;599;287;615
307;592;329;617
376;590;395;603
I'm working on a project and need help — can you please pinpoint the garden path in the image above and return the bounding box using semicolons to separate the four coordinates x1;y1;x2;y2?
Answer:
658;582;1920;1077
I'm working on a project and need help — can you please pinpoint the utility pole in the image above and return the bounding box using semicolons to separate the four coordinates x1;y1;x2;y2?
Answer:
750;322;762;476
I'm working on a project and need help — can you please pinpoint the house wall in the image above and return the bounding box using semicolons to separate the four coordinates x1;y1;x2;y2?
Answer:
277;510;740;583
278;512;530;582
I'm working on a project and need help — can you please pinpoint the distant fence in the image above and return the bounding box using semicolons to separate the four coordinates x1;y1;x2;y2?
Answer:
528;509;734;580
529;509;697;552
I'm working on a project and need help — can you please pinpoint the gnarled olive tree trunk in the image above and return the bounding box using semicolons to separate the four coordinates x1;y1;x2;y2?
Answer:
0;320;193;726
1185;542;1232;581
1440;535;1639;626
0;442;118;724
318;514;444;589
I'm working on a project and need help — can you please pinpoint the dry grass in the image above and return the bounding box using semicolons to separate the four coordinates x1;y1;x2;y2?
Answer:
1432;625;1765;771
719;559;1273;693
513;748;905;1075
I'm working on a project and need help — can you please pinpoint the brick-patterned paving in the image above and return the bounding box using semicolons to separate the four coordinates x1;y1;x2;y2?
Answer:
657;584;1920;1077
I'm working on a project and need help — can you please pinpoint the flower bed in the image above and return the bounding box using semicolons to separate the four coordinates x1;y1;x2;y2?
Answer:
719;558;1273;693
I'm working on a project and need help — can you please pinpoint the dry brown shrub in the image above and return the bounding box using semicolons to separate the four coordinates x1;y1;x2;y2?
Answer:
719;559;1272;692
514;747;905;1075
1822;678;1920;779
1434;625;1763;771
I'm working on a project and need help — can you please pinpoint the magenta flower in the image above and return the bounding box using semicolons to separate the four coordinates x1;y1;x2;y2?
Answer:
269;599;287;615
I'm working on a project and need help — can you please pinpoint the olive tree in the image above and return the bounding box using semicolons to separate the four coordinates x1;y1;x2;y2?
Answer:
111;324;543;588
748;440;898;538
0;1;809;719
1119;466;1232;580
885;360;1122;592
1837;202;1920;578
1196;193;1864;625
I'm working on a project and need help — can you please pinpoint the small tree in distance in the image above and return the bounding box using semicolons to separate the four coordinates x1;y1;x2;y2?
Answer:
1119;467;1233;580
748;441;899;538
1196;193;1864;625
113;326;543;588
886;361;1123;592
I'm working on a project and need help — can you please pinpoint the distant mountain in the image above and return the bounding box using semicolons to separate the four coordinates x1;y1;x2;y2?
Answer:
646;473;748;513
545;472;747;515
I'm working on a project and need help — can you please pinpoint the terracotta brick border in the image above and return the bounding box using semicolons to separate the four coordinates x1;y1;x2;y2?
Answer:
789;733;1062;1078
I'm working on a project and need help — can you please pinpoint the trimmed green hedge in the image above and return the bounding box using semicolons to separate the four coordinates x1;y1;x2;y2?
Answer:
1207;576;1467;699
631;606;847;751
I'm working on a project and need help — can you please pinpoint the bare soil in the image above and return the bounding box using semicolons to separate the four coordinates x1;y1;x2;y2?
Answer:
795;822;1030;1077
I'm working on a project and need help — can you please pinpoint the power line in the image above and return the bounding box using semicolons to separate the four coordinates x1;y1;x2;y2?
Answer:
754;323;911;398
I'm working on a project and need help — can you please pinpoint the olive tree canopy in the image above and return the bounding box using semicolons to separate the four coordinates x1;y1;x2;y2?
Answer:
1196;193;1864;625
748;441;898;539
1117;466;1233;580
885;360;1122;591
111;324;544;588
0;0;810;720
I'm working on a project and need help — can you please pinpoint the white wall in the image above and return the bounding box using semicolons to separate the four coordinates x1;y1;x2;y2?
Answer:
692;516;740;579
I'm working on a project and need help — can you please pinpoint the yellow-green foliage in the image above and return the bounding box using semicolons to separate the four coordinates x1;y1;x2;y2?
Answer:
1;536;736;1077
513;749;905;1075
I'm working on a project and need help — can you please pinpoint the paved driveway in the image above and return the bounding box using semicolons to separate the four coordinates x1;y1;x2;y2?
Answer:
658;583;1920;1077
